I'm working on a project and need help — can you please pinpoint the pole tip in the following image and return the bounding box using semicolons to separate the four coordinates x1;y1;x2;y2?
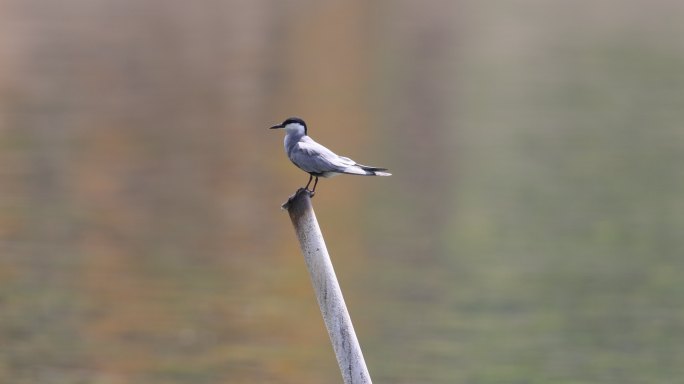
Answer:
281;188;313;210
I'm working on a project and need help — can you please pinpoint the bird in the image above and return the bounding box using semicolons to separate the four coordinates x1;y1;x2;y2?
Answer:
270;117;391;196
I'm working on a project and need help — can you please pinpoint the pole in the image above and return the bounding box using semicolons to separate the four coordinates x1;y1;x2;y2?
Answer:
282;188;372;384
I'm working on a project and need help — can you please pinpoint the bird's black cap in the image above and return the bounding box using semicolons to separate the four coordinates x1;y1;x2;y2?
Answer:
270;117;307;135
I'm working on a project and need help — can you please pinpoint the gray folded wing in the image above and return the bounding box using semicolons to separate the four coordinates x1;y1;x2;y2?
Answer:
289;139;355;174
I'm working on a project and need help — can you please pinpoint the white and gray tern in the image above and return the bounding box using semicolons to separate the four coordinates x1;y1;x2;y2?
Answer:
270;117;391;196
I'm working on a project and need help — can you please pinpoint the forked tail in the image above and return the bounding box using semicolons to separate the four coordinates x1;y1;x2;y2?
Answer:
356;164;391;176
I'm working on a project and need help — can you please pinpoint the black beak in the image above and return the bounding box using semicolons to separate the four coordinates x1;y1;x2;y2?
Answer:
270;123;284;129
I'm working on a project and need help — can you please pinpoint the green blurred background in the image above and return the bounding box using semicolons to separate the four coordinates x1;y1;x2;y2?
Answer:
1;1;683;383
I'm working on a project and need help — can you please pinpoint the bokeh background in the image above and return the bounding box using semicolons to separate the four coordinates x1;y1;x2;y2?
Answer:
1;1;684;383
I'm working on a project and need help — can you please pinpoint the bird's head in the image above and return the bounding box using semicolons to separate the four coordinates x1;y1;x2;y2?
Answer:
270;117;307;136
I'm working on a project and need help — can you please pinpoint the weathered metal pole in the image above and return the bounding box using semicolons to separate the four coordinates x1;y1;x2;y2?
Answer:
282;188;372;384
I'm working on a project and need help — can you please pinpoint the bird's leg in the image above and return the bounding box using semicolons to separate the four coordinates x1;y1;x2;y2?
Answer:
304;174;313;190
310;177;319;197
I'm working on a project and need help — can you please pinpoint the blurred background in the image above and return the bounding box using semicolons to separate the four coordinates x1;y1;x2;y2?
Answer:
1;1;683;383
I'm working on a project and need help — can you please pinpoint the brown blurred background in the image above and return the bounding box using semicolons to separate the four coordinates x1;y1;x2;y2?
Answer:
1;1;683;383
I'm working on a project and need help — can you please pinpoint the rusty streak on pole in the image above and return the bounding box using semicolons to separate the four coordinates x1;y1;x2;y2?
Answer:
282;188;372;384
